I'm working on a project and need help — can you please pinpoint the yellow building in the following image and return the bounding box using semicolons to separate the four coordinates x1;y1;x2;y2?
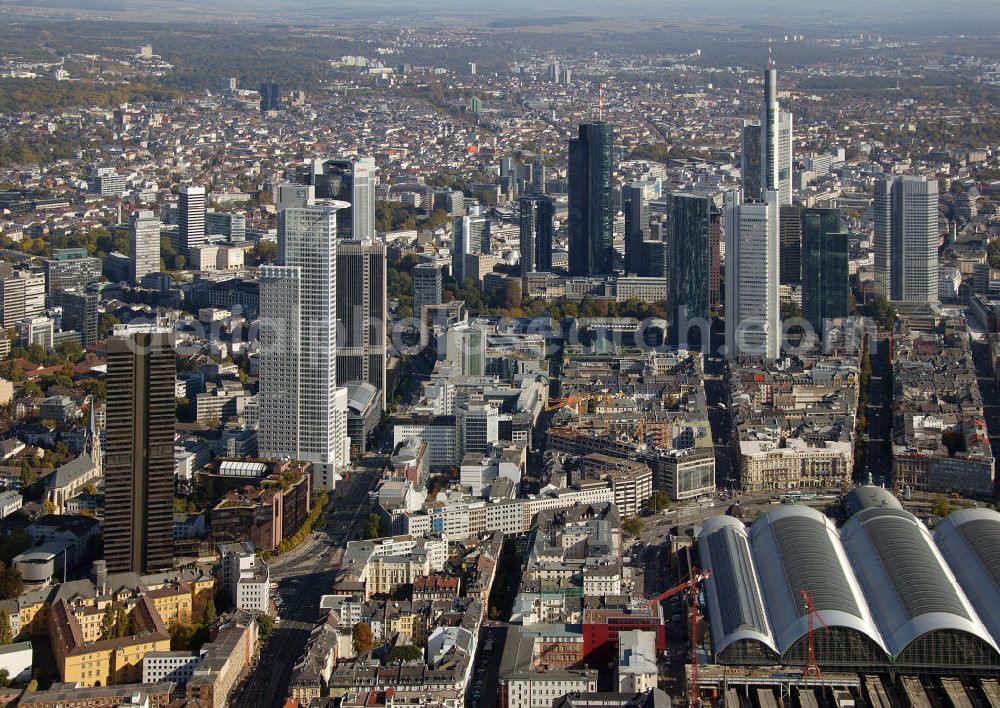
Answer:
49;594;171;687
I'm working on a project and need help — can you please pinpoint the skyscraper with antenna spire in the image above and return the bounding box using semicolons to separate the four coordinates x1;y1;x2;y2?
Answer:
740;45;793;205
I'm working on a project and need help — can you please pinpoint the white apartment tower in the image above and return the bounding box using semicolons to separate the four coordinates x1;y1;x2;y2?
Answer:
725;190;781;360
259;202;350;490
129;210;161;284
874;175;939;303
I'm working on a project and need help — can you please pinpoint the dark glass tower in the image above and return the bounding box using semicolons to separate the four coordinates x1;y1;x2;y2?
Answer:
259;81;281;113
519;195;555;275
568;122;615;276
622;183;649;275
668;194;711;348
779;204;803;285
104;328;176;573
801;208;849;339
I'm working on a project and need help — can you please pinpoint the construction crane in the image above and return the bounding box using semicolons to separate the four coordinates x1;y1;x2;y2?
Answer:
800;590;830;679
643;568;711;706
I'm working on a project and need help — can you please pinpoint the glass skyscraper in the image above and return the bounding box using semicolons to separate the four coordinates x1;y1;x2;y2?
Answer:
801;208;849;339
519;194;555;275
669;193;712;348
623;183;649;275
568;122;615;276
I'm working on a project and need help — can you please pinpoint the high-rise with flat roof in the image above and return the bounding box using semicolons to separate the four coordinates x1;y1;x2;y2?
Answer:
129;210;161;285
801;208;849;339
413;262;443;315
178;186;205;255
104;326;175;573
259;81;281;112
259;203;350;491
779;204;802;285
306;157;376;240
44;249;102;297
60;289;99;345
336;239;387;407
519;194;555;276
874;175;939;303
623;183;649;276
668;193;712;348
568;122;616;276
725;190;781;360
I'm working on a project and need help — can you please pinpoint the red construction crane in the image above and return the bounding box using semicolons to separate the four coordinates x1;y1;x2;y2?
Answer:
800;590;830;679
643;568;711;706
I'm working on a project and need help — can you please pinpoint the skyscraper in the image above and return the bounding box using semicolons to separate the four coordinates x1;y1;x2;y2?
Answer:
104;326;175;573
801;208;849;339
531;154;546;195
413;262;443;315
178;186;205;255
305;158;376;240
129;209;161;284
668;193;711;348
519;194;555;275
259;81;281;113
568;122;615;276
259;203;350;491
761;65;793;206
336;239;388;408
622;183;649;276
44;249;102;296
740;122;762;202
874;175;939;303
724;190;781;360
779;204;802;284
60;289;98;345
452;215;472;284
741;62;793;205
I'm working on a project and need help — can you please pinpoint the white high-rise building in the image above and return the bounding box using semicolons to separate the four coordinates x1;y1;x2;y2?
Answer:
179;186;206;254
259;202;350;490
457;402;499;460
725;190;781;360
349;157;376;241
129;210;161;285
741;63;792;205
452;216;472;283
874;175;939;303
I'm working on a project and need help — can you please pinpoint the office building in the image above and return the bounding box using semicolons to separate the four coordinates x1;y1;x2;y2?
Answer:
259;203;350;491
336;239;388;407
724;191;780;360
801;208;849;339
60;290;99;345
531;154;546;195
206;210;246;242
874;175;939;302
668;193;712;348
452;215;473;283
178;186;206;255
305;157;376;239
130;209;161;285
259;81;281;112
413;262;443;314
622;183;649;276
0;264;45;328
104;326;176;573
568;122;616;276
742;63;793;205
519;194;555;275
457;403;500;459
709;208;722;307
87;167;127;197
740;122;762;202
779;204;802;284
44;249;102;297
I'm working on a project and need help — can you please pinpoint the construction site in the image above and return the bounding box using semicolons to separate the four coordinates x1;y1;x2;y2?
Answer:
663;485;1000;708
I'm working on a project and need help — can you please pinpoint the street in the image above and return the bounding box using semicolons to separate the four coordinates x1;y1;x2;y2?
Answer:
233;467;381;707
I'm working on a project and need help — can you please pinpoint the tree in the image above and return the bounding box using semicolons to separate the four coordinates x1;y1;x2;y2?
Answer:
867;296;896;331
0;609;13;645
114;605;130;638
365;514;382;539
100;604;117;640
256;613;274;641
253;240;278;264
98;314;120;340
649;490;671;512
352;622;374;654
621;516;645;538
203;596;217;625
931;496;952;518
0;668;9;688
386;644;423;663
